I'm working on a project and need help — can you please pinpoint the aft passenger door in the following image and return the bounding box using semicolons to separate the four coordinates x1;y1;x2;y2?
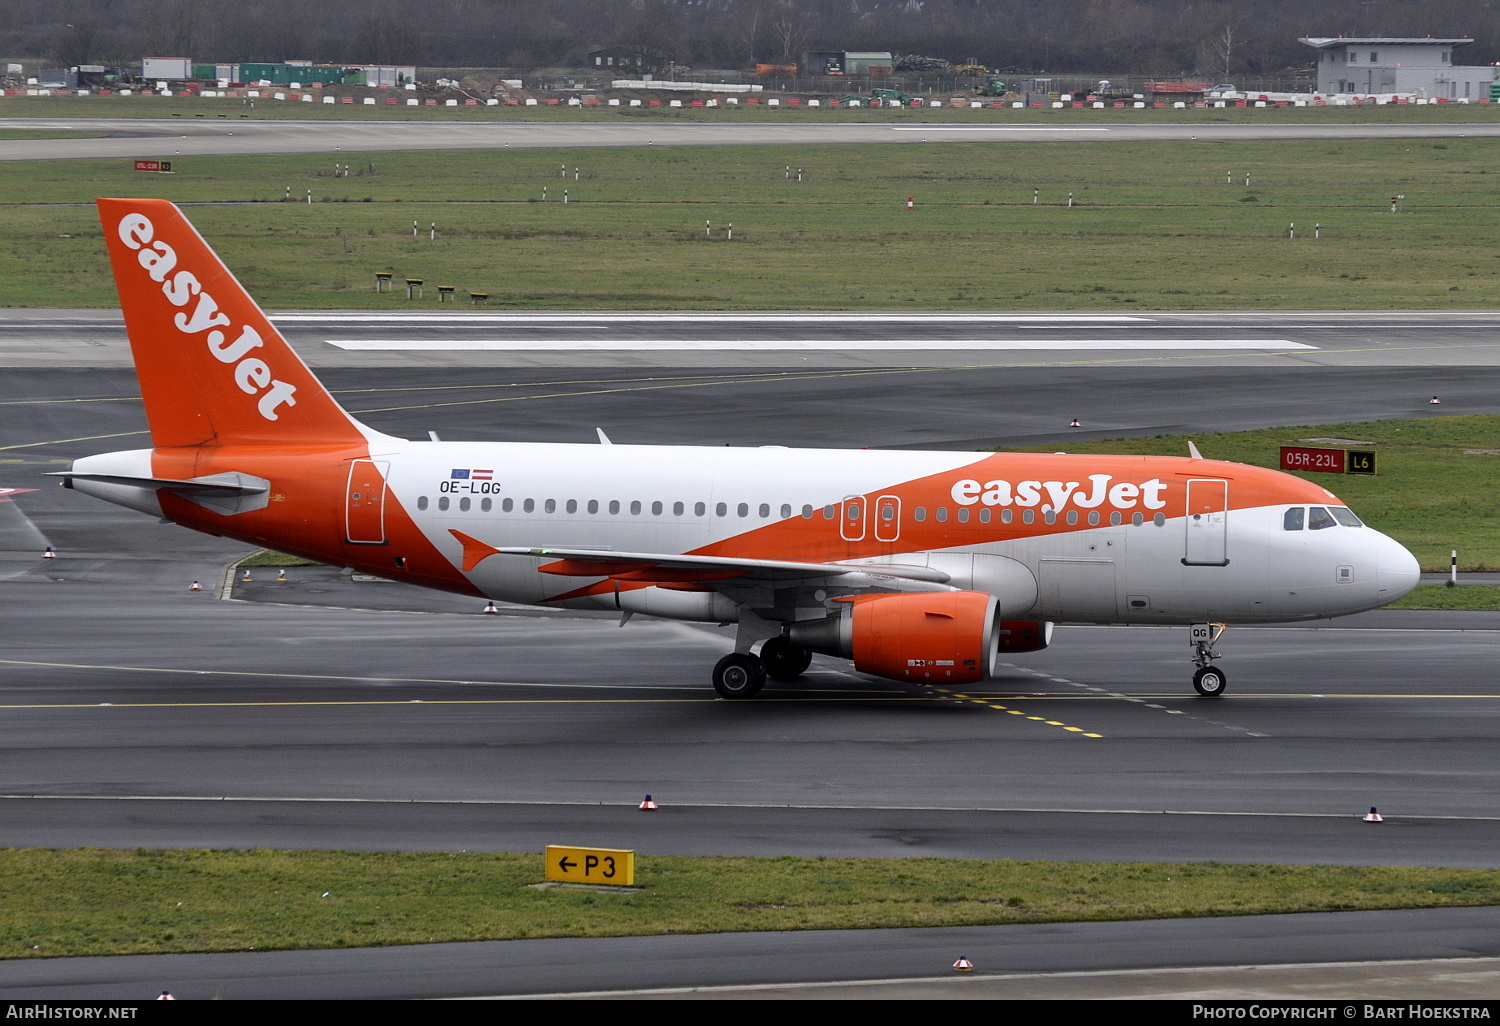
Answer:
1183;478;1228;566
345;459;389;544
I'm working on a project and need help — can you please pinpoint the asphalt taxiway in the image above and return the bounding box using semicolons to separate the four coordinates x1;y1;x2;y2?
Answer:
6;117;1500;161
2;314;1498;997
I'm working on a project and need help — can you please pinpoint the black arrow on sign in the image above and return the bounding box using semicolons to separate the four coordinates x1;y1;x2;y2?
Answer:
558;857;576;872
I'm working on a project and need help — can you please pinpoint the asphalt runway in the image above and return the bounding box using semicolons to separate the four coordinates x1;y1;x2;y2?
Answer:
2;315;1499;997
5;907;1500;999
5;116;1500;161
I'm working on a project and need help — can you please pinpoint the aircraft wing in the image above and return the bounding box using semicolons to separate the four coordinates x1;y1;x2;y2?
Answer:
461;535;950;584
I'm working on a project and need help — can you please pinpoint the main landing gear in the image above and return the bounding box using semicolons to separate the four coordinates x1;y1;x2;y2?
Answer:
1190;622;1228;697
711;638;813;699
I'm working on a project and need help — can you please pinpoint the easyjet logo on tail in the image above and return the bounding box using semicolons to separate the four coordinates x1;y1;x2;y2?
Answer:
116;213;298;422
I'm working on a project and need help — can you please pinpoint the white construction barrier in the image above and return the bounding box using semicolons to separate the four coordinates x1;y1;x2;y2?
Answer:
609;79;761;93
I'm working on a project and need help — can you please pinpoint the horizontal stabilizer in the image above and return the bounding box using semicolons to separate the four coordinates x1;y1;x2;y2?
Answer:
49;470;271;516
49;470;268;496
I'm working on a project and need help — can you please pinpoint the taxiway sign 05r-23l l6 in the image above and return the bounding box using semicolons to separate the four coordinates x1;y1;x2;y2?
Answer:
61;199;1422;699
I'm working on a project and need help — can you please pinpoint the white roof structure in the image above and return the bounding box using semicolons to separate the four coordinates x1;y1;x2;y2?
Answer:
1299;37;1473;48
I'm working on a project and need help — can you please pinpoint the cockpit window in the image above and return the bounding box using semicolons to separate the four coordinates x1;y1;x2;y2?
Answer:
1283;507;1305;531
1308;506;1338;531
1330;506;1363;527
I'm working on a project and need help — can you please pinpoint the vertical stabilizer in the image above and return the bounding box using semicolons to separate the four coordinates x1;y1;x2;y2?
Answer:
97;198;368;449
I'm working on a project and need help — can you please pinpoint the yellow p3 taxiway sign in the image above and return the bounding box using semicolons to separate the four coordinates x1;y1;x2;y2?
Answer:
545;845;636;886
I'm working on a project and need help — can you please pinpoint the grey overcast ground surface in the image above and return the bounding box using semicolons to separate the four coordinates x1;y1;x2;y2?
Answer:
2;309;1500;998
1;112;1498;999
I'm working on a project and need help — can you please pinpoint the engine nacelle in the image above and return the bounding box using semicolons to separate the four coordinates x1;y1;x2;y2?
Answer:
790;590;1003;685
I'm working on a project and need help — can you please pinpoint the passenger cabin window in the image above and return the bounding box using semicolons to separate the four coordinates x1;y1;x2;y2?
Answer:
1308;506;1338;531
587;499;598;514
914;507;927;522
503;498;514;513
417;496;428;510
438;496;450;511
695;502;707;516
523;498;535;513
609;500;621;515
673;501;684;516
1284;507;1305;531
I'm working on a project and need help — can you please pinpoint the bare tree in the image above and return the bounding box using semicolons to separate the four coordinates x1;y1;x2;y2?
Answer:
1205;18;1243;81
769;2;809;64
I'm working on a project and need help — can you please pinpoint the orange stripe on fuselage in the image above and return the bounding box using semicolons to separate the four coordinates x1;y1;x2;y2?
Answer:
688;453;1338;564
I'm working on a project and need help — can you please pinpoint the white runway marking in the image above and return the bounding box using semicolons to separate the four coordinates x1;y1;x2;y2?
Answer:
276;313;1150;323
326;338;1314;352
890;126;1112;132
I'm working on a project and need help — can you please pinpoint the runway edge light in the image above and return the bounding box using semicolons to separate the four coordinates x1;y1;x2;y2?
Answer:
953;957;974;972
1364;807;1383;823
639;794;658;810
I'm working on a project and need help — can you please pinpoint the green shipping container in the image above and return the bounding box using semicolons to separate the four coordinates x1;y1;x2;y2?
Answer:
191;64;216;81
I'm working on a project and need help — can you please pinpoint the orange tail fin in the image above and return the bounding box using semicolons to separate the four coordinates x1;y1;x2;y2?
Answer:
97;198;368;448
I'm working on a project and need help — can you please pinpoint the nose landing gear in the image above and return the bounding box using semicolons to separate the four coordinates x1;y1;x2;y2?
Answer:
1190;622;1228;697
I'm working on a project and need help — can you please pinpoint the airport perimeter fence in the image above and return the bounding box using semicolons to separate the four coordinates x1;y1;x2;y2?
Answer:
4;84;1481;109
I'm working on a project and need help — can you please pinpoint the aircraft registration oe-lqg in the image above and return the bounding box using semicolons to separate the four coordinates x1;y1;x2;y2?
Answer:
62;199;1422;699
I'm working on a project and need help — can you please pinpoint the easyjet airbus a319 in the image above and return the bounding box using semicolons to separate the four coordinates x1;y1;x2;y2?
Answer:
62;199;1421;698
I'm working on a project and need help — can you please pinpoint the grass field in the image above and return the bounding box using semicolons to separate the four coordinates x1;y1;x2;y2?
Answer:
6;137;1500;308
4;848;1498;958
1389;584;1500;609
1003;416;1500;572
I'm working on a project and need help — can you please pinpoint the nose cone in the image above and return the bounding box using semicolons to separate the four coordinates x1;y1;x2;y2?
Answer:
1376;533;1421;605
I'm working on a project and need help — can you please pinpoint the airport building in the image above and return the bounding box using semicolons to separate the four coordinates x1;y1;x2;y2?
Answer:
1299;36;1496;99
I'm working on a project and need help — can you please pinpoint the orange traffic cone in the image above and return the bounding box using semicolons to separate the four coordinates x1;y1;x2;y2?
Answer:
639;794;658;811
189;581;202;592
1363;807;1383;823
953;957;974;972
